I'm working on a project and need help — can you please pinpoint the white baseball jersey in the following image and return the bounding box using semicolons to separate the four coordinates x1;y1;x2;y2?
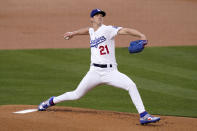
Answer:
89;24;122;65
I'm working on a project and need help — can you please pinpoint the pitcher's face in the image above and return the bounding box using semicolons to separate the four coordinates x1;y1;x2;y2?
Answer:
91;13;104;25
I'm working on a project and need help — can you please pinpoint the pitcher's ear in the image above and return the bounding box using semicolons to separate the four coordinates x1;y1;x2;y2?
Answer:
90;18;94;23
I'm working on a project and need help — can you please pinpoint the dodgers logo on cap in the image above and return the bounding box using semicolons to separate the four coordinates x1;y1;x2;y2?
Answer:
90;9;106;18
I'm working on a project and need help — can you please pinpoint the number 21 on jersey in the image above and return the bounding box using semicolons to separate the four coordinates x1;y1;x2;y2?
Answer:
99;45;109;55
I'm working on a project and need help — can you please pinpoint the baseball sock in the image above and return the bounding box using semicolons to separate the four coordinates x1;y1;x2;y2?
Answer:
49;97;55;106
140;111;148;118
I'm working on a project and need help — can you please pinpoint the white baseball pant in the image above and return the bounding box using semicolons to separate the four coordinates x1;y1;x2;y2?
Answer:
53;65;145;114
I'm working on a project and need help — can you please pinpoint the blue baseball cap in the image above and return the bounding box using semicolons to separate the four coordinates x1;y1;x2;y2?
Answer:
90;9;106;18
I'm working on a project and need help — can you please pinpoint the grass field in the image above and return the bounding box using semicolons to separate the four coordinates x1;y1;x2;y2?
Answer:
0;46;196;117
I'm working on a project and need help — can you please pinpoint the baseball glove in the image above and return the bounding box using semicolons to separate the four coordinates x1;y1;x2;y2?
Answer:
128;40;148;53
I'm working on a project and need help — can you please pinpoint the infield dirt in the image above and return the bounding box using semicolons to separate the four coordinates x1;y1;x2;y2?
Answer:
0;0;197;50
0;105;197;131
0;0;197;131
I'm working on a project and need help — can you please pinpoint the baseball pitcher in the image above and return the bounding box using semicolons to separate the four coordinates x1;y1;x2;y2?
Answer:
38;9;160;125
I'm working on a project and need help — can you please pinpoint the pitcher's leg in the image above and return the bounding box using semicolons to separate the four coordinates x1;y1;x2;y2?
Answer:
105;70;145;114
108;70;160;124
53;70;101;104
128;83;146;114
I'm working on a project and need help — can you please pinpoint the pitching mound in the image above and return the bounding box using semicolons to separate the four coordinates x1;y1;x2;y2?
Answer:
0;105;196;131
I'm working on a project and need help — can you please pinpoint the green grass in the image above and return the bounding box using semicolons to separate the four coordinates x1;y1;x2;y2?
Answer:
0;46;197;117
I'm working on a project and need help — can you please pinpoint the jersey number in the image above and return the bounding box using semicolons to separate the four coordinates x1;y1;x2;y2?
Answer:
99;45;109;55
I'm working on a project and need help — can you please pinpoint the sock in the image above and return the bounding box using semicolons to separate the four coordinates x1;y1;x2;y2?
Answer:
49;97;55;106
140;111;148;118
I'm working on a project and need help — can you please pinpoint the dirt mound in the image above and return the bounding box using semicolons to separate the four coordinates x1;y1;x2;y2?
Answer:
0;105;196;131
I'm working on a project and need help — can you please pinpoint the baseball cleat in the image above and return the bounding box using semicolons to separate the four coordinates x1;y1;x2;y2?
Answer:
38;96;55;111
140;114;160;125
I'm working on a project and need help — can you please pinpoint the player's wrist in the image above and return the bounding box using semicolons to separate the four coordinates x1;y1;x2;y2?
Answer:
72;31;78;36
139;34;146;40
